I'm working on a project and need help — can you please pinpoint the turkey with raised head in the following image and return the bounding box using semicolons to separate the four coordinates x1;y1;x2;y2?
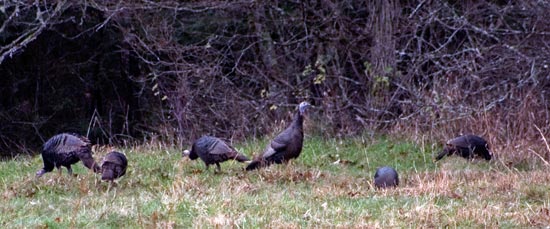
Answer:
246;101;311;171
36;133;100;178
183;135;249;172
374;166;399;188
435;134;492;161
101;151;128;182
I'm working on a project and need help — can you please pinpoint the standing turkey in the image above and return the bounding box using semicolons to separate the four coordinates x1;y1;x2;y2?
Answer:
374;166;399;188
101;151;128;182
36;133;100;177
435;134;492;161
183;135;249;172
246;101;311;171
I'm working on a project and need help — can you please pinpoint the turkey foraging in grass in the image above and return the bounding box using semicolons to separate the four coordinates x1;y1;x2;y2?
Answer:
36;133;100;178
374;166;399;188
435;134;492;161
246;101;311;171
183;136;249;172
101;151;128;182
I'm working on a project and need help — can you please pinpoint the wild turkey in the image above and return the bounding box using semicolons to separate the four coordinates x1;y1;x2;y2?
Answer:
36;133;100;177
435;134;492;161
246;101;311;171
101;151;128;181
183;135;249;172
374;166;399;188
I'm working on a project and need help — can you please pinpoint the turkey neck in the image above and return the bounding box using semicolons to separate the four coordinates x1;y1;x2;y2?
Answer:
291;111;304;129
78;149;101;173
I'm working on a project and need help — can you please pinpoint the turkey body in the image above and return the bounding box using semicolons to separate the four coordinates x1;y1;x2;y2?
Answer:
435;134;492;161
36;133;100;177
246;102;311;171
101;151;128;181
374;166;399;188
183;136;249;172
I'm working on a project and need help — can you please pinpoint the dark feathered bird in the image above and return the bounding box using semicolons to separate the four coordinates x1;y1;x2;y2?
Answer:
101;151;128;181
183;136;249;172
36;133;100;177
374;166;399;188
435;134;492;161
246;102;311;171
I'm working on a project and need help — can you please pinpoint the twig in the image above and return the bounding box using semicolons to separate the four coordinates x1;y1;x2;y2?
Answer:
528;149;549;166
533;124;550;165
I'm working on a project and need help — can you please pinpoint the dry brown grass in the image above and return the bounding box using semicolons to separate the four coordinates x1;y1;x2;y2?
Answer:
3;135;550;227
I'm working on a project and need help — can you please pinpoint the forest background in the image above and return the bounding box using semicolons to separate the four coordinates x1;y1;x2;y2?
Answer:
1;0;549;163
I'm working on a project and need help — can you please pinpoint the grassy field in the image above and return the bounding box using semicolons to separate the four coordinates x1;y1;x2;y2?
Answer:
1;135;550;228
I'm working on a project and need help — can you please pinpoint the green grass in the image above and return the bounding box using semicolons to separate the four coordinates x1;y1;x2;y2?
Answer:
1;135;549;227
